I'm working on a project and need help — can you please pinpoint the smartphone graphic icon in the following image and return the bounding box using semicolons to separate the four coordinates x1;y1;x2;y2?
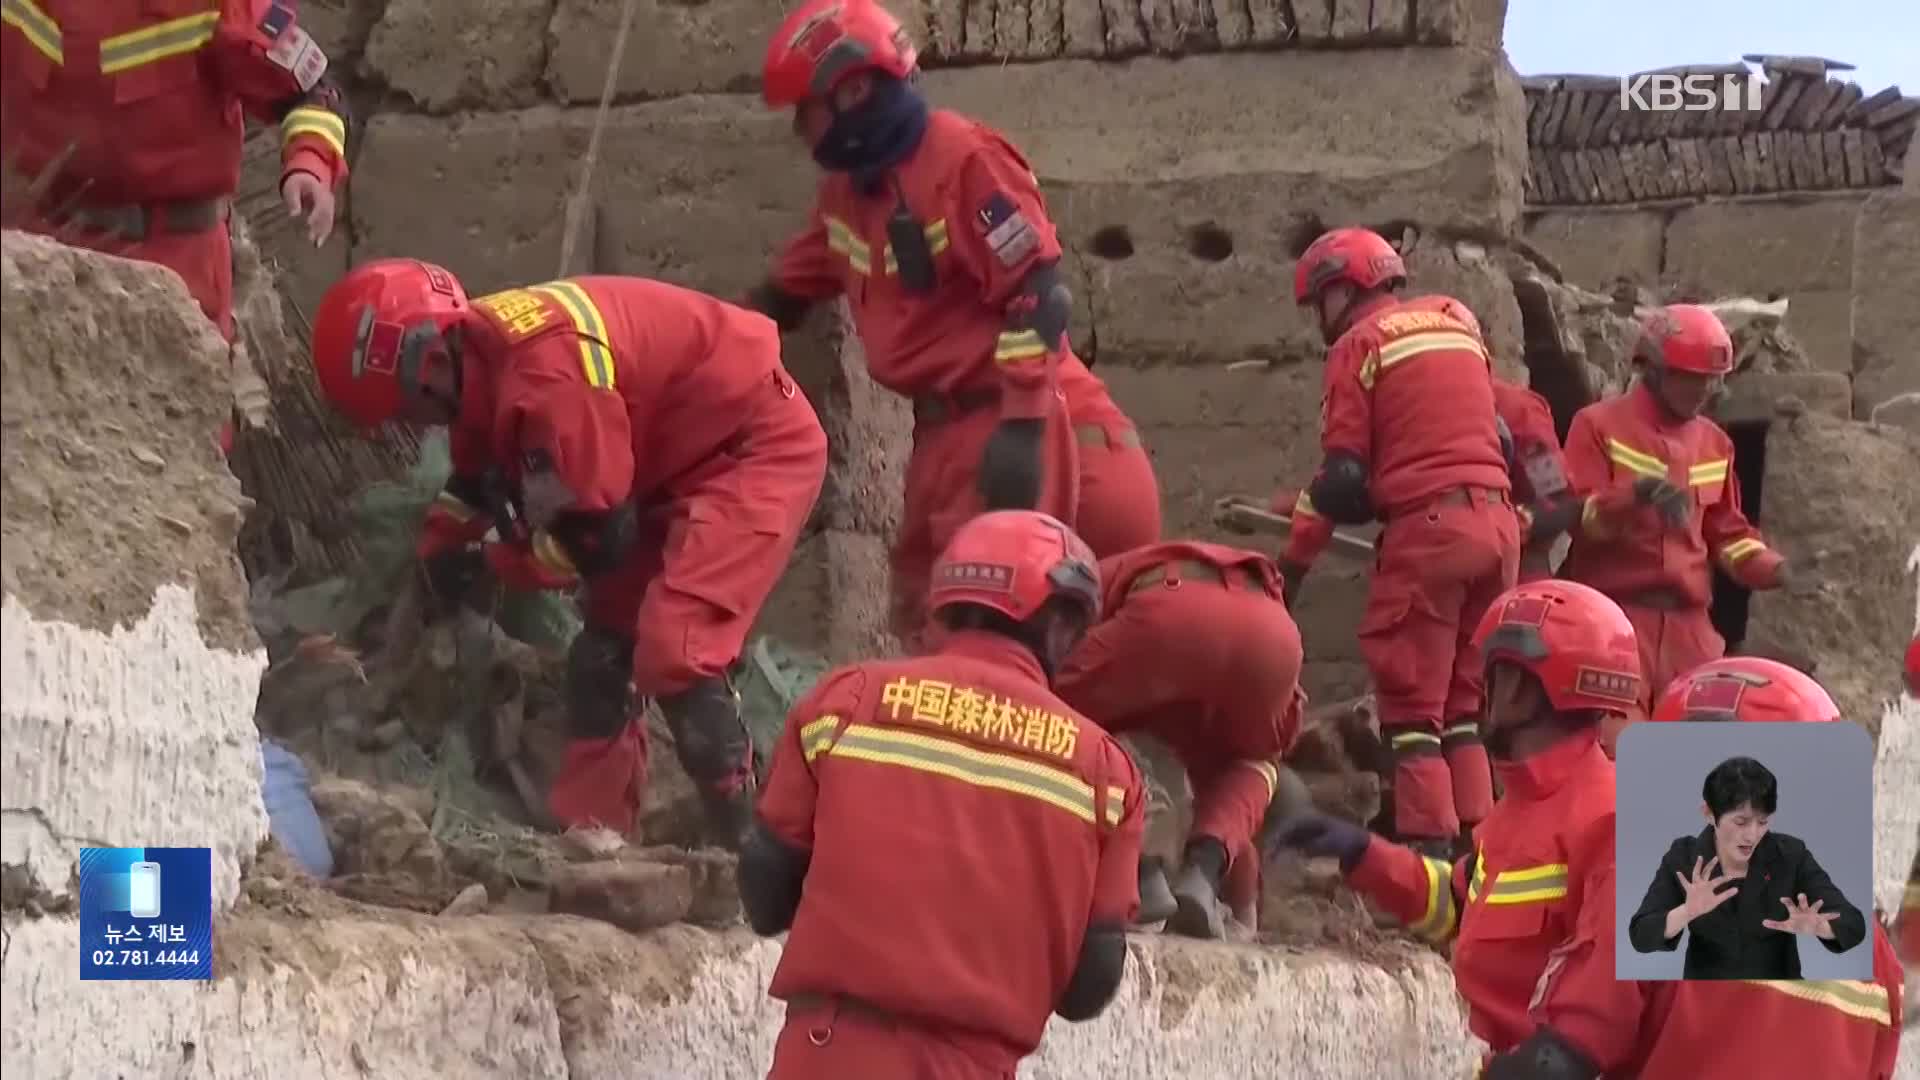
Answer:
128;862;162;919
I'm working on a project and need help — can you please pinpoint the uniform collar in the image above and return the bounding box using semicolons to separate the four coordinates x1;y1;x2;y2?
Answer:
1343;292;1401;333
936;629;1049;685
1628;379;1691;432
451;319;499;434
1493;726;1606;801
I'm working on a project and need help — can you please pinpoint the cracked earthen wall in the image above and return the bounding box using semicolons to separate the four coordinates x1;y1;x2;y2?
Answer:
243;0;1525;690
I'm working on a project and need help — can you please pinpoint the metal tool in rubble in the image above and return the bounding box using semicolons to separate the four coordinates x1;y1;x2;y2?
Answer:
1211;495;1377;561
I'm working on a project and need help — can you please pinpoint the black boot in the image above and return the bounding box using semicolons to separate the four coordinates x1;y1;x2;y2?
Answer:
1167;838;1229;940
1136;856;1178;925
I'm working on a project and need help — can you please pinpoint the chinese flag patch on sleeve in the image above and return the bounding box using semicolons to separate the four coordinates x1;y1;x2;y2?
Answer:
976;191;1039;269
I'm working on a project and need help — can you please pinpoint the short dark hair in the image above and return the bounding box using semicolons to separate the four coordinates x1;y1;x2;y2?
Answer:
1702;756;1778;818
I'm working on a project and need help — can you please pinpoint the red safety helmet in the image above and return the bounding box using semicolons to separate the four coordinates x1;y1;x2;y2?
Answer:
762;0;919;109
1653;656;1841;724
928;511;1102;625
1633;303;1734;376
1473;580;1643;714
1292;227;1407;305
310;259;470;429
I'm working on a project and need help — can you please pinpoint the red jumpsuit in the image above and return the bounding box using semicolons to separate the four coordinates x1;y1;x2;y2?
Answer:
1283;294;1519;842
1347;727;1633;1060
1492;381;1574;584
1055;542;1306;924
756;630;1146;1078
440;277;827;832
768;109;1161;643
1561;383;1783;752
2;0;349;339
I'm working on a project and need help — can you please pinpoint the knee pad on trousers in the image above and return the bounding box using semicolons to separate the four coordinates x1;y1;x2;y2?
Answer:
566;627;636;740
658;676;751;787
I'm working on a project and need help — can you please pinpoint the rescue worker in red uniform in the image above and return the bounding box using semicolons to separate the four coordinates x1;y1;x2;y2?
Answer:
1275;227;1520;857
308;260;828;849
1399;296;1579;583
2;0;349;340
746;0;1162;647
1561;305;1793;754
1482;657;1903;1080
1267;579;1645;1069
742;510;1145;1078
1054;541;1307;939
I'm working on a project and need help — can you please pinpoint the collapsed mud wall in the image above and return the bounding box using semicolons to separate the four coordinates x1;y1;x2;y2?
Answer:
1517;58;1919;424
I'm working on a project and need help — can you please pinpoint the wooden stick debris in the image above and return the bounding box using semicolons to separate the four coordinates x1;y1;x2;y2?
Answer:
555;0;638;279
1212;497;1378;562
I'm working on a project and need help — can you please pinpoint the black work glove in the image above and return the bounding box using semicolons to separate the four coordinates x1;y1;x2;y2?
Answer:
742;281;813;332
422;543;489;618
978;418;1045;511
1631;475;1690;529
1277;558;1310;609
1265;809;1371;871
1482;1026;1601;1080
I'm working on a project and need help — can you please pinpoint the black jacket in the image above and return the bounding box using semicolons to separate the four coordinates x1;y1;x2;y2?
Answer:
1628;828;1866;980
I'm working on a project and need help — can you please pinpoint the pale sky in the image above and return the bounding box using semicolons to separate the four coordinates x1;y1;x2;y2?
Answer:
1504;0;1918;93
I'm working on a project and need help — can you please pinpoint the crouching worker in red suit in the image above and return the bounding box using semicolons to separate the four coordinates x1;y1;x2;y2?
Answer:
1054;541;1307;939
1275;227;1519;858
1268;580;1645;1069
745;0;1161;647
309;260;827;849
1479;657;1903;1080
741;510;1147;1078
1560;305;1793;754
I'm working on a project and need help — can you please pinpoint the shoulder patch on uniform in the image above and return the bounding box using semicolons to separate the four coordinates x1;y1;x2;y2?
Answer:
266;23;328;93
934;560;1015;594
1522;447;1569;497
258;2;294;40
471;288;566;342
975;190;1038;269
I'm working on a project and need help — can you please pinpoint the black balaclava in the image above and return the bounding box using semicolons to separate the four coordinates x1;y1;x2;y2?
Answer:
812;74;930;192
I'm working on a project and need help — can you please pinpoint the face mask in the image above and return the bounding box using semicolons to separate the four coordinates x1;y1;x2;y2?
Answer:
811;75;930;183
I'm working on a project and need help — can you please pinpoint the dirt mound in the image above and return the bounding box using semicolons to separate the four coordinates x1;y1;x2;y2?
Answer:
0;230;254;651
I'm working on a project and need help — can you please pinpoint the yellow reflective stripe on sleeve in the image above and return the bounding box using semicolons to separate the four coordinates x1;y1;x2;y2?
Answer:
100;10;218;74
799;715;841;763
1237;760;1280;801
882;217;950;275
528;281;616;391
2;0;63;63
1480;862;1570;905
1391;731;1441;751
1742;979;1893;1027
430;491;478;522
1105;785;1126;826
529;532;578;579
994;328;1047;364
1358;330;1488;390
1688;458;1729;487
819;722;1100;824
824;216;872;275
1605;438;1668;481
281;105;347;159
1412;855;1458;941
1719;537;1766;565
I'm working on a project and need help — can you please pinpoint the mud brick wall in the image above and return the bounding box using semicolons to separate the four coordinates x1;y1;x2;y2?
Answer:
1514;58;1919;410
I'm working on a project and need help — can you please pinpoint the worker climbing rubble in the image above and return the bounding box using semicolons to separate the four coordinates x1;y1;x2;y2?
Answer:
1559;304;1794;753
743;0;1161;648
307;259;827;850
1273;226;1519;858
1054;539;1307;940
1;0;349;449
1268;579;1639;1072
1484;657;1902;1080
742;510;1144;1077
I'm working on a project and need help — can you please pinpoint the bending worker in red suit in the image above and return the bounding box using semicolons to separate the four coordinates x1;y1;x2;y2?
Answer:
1274;226;1519;857
1398;296;1579;584
1055;541;1307;939
742;510;1145;1078
745;0;1161;647
1269;579;1645;1071
1480;657;1902;1080
1560;304;1793;753
308;260;827;849
2;0;348;340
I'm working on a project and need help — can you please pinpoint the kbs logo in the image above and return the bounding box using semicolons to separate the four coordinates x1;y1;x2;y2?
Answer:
1619;72;1764;113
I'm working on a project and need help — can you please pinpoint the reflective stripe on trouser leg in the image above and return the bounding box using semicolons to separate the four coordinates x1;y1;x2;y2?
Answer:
1442;719;1494;827
1389;723;1459;841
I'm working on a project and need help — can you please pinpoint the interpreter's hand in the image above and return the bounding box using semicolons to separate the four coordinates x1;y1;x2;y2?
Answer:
1762;893;1842;939
1675;855;1739;923
281;171;336;247
1632;475;1690;530
1213;495;1260;536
